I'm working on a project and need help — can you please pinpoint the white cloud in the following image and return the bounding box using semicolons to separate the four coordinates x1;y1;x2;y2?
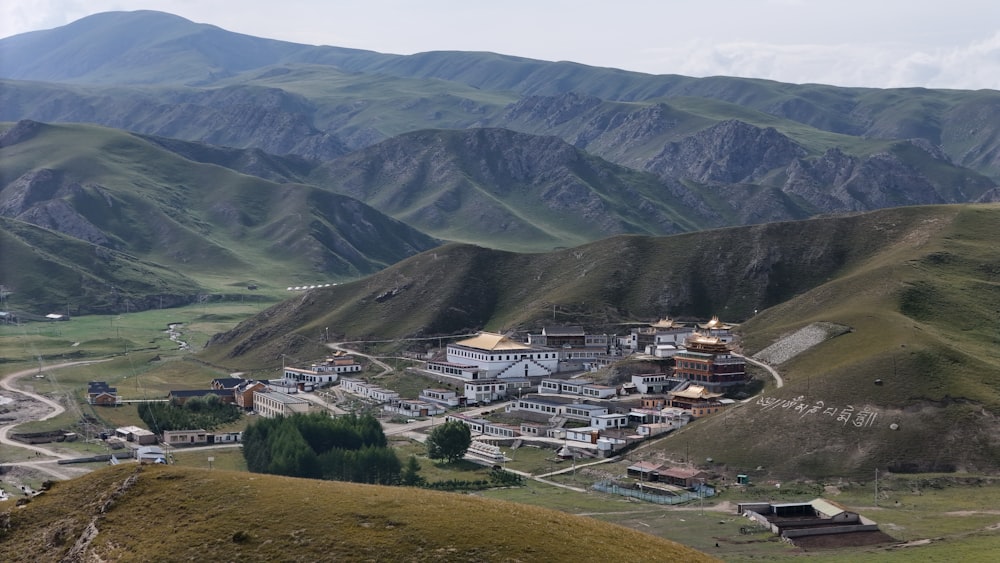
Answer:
637;32;1000;90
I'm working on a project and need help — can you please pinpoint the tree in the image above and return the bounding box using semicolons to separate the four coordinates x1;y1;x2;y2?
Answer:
426;421;472;464
400;455;424;487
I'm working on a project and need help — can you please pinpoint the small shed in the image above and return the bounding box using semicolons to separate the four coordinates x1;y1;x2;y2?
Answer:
136;446;166;463
627;461;663;481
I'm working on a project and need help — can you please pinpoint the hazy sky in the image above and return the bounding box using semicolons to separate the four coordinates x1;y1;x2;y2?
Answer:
4;1;1000;90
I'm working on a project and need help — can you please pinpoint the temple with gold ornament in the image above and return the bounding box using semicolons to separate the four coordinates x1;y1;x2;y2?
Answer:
627;317;695;355
696;316;736;342
426;332;560;381
668;384;735;417
672;332;748;392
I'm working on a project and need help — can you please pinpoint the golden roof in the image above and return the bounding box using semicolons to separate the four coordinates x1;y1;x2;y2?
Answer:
671;385;723;400
455;332;531;351
650;318;684;329
686;331;722;345
698;316;733;330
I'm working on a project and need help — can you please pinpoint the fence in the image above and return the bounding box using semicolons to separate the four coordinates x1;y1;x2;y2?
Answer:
592;480;715;505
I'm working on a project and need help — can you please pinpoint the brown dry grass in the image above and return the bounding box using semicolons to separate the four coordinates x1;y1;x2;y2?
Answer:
0;464;718;562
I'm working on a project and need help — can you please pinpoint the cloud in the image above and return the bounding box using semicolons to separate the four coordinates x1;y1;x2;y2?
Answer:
639;32;1000;90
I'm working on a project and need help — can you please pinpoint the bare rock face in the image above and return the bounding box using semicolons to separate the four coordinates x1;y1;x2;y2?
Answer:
0;168;63;215
500;92;604;127
0;169;113;246
0;119;45;148
16;199;110;246
976;187;1000;202
783;147;944;213
644;120;808;184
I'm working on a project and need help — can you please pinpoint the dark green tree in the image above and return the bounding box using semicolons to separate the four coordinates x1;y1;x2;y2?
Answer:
425;420;472;463
400;455;424;487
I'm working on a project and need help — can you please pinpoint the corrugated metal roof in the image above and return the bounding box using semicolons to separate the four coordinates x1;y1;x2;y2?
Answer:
810;498;847;518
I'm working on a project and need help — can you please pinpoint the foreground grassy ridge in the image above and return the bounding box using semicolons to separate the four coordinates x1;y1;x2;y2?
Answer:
0;465;716;562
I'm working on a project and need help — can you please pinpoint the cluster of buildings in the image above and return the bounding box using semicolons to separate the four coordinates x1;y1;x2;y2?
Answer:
90;317;746;462
425;320;745;395
399;321;745;452
89;354;368;456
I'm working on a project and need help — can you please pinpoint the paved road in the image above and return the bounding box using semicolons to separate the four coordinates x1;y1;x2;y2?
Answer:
735;353;784;388
0;359;109;479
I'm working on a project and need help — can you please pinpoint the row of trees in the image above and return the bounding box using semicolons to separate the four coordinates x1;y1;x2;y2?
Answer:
242;413;403;484
138;395;241;434
242;416;509;490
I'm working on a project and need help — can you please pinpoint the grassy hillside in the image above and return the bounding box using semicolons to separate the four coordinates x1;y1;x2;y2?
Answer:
0;217;202;315
649;204;1000;478
0;121;439;314
200;205;972;368
0;464;715;562
310;128;709;251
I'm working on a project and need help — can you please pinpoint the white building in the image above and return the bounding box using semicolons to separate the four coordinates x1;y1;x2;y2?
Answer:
591;413;629;429
445;413;521;438
283;355;361;385
253;391;310;418
463;379;509;405
539;378;617;399
420;388;461;408
340;378;400;403
430;332;559;380
631;374;685;394
383;399;445;417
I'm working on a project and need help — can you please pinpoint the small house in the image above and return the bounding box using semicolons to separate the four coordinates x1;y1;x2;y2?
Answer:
87;381;120;406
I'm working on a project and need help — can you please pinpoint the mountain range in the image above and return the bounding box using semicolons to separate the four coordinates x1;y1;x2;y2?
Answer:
4;10;1000;313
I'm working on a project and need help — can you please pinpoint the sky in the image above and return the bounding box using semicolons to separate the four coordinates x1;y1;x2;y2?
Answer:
3;0;1000;90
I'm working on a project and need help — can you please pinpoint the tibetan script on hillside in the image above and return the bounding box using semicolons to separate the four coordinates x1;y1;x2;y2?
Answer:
755;395;879;428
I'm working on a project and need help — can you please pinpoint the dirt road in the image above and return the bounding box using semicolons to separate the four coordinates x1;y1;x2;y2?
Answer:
0;360;109;479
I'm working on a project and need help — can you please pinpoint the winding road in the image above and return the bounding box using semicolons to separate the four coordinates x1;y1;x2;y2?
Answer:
0;360;109;479
735;353;784;388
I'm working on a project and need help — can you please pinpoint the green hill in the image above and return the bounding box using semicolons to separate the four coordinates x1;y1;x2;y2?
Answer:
662;204;1000;478
0;120;439;314
310;127;709;251
0;464;715;562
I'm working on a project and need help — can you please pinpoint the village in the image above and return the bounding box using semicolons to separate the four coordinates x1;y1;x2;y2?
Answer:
85;318;748;491
6;315;895;548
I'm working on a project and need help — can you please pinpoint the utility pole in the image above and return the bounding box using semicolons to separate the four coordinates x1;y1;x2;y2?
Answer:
874;468;879;507
699;478;705;515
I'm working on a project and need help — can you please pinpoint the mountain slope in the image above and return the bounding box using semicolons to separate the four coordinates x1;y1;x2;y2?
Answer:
311;128;710;250
0;464;714;562
200;205;1000;478
200;205;970;367
0;120;439;313
660;204;1000;478
0;216;201;315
